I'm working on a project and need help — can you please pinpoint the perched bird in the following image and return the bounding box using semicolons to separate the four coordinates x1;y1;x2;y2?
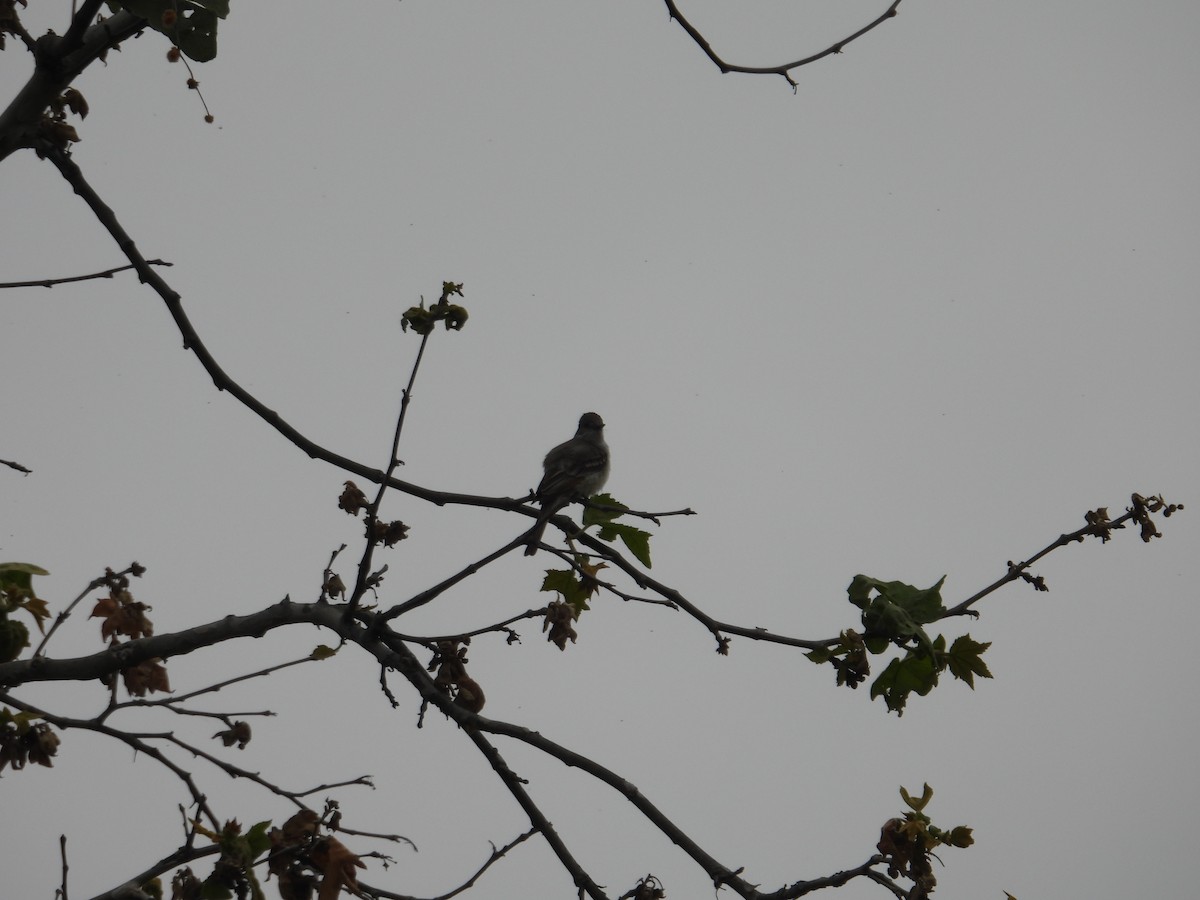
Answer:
525;412;610;555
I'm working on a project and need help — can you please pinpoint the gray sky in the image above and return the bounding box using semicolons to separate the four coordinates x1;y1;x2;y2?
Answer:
3;1;1198;898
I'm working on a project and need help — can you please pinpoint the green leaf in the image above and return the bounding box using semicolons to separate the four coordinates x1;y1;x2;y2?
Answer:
597;522;652;567
848;575;947;623
944;634;993;688
870;652;939;715
244;820;272;859
107;0;229;62
900;782;934;812
582;492;627;527
199;882;232;900
847;575;946;651
0;707;42;731
946;824;975;848
540;569;590;616
863;634;890;654
309;644;338;660
805;647;834;664
0;562;49;595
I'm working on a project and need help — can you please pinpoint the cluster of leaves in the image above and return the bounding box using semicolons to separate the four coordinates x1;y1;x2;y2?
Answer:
806;495;1184;714
1089;493;1184;544
400;281;469;335
0;561;50;662
267;809;365;900
0;0;31;51
582;494;652;567
876;784;974;899
90;565;170;696
0;707;59;771
338;480;409;547
532;493;652;649
539;555;606;650
35;88;88;154
165;808;367;900
213;720;253;750
806;576;991;715
107;0;230;63
172;819;272;900
429;639;486;712
619;873;666;900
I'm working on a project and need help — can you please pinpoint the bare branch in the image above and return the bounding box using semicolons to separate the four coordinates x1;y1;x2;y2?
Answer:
83;844;220;900
662;0;904;89
40;147;528;516
61;0;112;55
462;725;611;900
58;834;69;900
766;856;904;899
0;693;223;832
379;532;532;622
346;294;438;617
364;827;538;900
0;260;172;290
110;652;318;714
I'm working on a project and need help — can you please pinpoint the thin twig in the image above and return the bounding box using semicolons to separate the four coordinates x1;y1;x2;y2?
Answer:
41;148;522;516
106;653;317;716
942;497;1174;617
461;725;611;900
662;0;904;89
0;693;223;832
33;563;143;658
423;828;537;900
83;844;221;900
393;608;548;646
0;260;172;289
58;834;69;900
378;532;532;622
347;308;435;617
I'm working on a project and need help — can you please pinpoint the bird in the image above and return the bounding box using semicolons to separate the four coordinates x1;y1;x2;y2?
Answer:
525;412;610;555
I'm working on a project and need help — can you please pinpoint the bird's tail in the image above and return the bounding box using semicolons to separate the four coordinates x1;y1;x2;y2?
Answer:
523;504;561;556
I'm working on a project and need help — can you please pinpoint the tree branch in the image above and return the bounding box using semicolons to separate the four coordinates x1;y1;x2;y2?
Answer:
84;844;220;900
662;0;904;89
0;11;146;161
943;494;1182;617
41;146;532;516
462;726;611;899
0;260;172;290
0;692;224;832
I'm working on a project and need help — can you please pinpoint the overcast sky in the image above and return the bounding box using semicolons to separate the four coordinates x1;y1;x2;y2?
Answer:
3;1;1198;898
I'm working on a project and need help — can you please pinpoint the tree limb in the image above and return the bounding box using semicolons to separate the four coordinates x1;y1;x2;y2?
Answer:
0;260;172;290
662;0;904;89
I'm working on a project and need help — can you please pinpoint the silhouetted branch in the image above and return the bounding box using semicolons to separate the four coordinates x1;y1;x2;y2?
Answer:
415;827;537;900
462;725;610;899
84;844;221;900
662;0;904;89
33;562;144;658
0;10;146;161
0;260;172;289
41;146;532;516
0;692;223;832
943;493;1183;618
